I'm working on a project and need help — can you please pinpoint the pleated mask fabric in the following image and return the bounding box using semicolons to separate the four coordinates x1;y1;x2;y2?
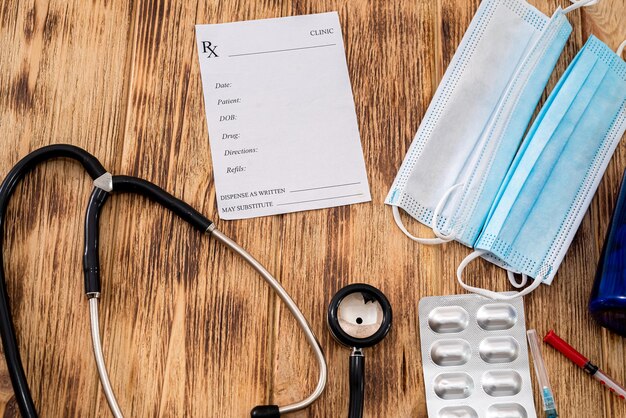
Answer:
457;36;626;299
386;0;582;246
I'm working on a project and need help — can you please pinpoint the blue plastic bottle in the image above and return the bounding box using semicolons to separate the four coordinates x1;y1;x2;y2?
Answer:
589;169;626;337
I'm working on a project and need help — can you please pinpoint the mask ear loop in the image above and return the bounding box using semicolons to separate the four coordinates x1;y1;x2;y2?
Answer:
431;183;464;240
392;183;464;245
456;250;543;299
616;40;626;57
507;270;528;288
564;0;599;14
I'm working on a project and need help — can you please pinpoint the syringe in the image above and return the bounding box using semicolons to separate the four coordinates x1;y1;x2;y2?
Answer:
527;329;558;418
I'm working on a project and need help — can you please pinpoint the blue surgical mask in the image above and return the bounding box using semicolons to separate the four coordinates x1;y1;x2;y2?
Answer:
386;0;590;246
457;35;626;299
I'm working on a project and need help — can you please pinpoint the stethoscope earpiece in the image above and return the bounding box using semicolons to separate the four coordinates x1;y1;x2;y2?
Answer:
250;404;280;418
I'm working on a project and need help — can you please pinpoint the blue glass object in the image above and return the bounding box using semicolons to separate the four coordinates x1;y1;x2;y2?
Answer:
589;169;626;337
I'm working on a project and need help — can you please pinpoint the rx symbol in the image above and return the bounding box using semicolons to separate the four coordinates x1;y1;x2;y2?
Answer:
202;41;219;58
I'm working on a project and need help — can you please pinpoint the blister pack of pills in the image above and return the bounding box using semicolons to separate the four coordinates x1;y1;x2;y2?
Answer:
418;293;536;418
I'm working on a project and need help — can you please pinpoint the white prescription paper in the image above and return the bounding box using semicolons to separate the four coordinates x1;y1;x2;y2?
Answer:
196;12;370;220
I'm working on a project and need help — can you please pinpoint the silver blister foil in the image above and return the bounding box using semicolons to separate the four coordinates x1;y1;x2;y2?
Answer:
418;293;536;418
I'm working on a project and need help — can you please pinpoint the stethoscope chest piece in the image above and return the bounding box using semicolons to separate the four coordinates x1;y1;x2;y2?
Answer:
327;283;392;418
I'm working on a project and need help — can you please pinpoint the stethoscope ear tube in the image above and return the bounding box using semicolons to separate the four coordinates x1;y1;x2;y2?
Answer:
84;175;213;296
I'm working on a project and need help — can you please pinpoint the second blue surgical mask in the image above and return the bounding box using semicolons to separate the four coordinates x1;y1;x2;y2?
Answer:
457;36;626;299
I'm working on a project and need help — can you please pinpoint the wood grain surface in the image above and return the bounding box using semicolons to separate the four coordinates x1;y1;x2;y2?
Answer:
0;0;625;416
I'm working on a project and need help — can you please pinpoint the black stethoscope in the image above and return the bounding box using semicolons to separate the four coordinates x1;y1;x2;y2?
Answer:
0;145;326;418
327;283;393;418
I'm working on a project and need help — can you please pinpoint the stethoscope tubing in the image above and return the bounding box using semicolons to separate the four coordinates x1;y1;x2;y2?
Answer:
210;228;327;414
0;144;107;418
0;145;327;417
348;350;365;418
86;177;327;416
90;298;123;418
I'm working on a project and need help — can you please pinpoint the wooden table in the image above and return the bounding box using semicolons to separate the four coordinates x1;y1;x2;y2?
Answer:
0;0;625;416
